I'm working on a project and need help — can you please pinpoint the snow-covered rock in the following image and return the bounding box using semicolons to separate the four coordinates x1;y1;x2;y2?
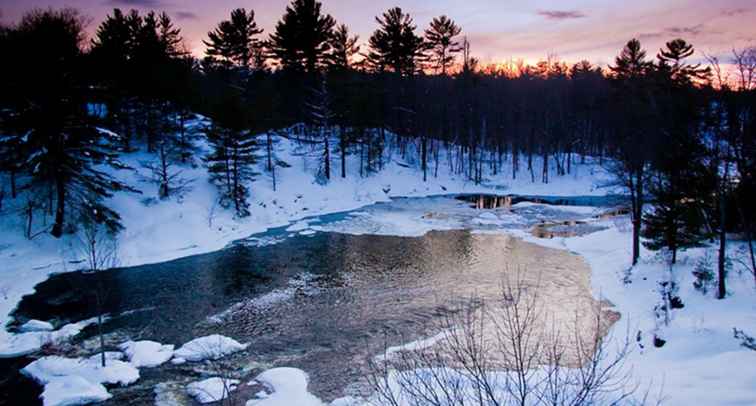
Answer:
186;377;239;404
119;340;174;368
173;334;247;362
18;320;54;333
22;355;140;406
246;368;323;406
40;375;112;406
0;317;102;358
22;355;139;387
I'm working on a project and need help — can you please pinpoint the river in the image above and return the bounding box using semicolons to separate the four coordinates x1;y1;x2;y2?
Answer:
1;195;625;405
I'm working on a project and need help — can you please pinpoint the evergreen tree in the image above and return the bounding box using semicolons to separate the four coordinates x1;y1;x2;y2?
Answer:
306;78;336;182
269;0;336;73
203;8;263;71
610;38;652;80
205;95;258;217
644;39;712;265
90;9;140;147
328;24;360;70
643;172;710;264
607;38;656;266
157;11;184;58
424;15;462;75
367;7;426;75
657;38;710;85
8;9;138;237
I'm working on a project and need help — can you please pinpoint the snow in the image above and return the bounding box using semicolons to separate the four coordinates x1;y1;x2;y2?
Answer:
172;334;247;363
22;355;139;386
1;316;103;358
118;340;174;368
0;127;609;358
39;375;112;406
186;377;239;404
22;355;139;406
18;319;54;333
2;125;754;404
374;330;453;362
246;368;324;406
246;207;755;405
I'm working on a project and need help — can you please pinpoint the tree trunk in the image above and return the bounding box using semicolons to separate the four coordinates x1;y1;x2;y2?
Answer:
26;201;33;239
421;136;427;182
340;130;346;179
717;192;727;299
324;135;331;181
51;174;66;238
159;143;169;199
232;154;240;215
97;275;106;367
631;170;643;266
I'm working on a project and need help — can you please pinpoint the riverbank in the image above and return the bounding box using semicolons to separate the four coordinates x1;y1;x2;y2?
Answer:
0;127;610;358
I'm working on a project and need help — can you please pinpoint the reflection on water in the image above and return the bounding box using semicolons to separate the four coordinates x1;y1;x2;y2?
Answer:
13;229;616;401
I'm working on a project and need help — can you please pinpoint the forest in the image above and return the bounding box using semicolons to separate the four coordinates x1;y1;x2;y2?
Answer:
0;0;754;300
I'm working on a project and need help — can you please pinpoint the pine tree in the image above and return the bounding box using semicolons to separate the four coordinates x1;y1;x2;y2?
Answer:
608;38;657;266
157;12;184;58
306;78;336;182
367;7;426;75
90;9;140;147
269;0;336;73
643;172;710;264
9;9;138;237
424;15;462;75
203;8;263;71
643;39;712;265
328;24;360;70
657;38;711;85
610;38;652;80
205;96;258;217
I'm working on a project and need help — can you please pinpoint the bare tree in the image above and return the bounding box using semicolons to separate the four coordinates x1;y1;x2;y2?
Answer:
368;275;651;406
141;137;193;201
77;213;119;367
732;47;756;91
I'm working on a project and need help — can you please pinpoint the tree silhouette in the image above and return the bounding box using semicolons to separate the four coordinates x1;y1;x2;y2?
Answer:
424;15;462;75
269;0;336;73
367;7;426;75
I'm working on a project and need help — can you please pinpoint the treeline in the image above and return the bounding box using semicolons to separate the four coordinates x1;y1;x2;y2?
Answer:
0;1;754;292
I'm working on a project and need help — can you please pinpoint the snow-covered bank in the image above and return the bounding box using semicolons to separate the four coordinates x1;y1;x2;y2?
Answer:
0;129;610;357
311;199;756;405
544;228;756;406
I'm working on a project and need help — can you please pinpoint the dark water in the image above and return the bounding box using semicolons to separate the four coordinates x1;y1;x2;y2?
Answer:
3;195;623;405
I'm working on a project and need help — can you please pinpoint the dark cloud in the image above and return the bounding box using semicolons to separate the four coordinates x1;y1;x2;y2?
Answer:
722;8;750;17
666;24;704;36
638;32;664;40
175;11;198;20
536;10;586;20
639;24;706;41
104;0;166;8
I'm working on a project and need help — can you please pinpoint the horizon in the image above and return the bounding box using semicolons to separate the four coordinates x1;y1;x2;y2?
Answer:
1;0;754;67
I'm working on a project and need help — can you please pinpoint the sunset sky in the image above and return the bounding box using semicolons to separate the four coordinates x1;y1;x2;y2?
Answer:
1;0;754;67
